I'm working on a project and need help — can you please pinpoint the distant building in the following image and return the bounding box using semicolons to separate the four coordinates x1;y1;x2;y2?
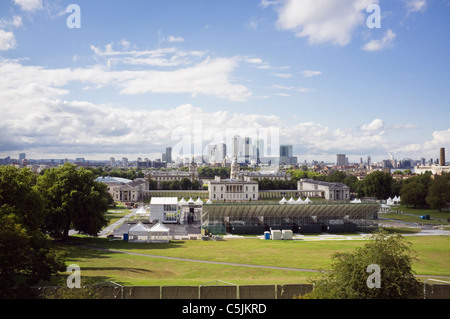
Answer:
297;179;350;201
415;147;450;175
336;154;347;166
280;145;297;165
95;176;150;202
208;157;259;202
146;157;201;189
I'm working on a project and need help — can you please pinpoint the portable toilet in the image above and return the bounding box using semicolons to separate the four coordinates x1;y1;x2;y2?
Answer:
123;233;129;241
264;231;270;240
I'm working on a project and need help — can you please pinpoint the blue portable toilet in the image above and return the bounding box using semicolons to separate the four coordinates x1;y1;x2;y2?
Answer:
123;233;129;241
264;231;270;240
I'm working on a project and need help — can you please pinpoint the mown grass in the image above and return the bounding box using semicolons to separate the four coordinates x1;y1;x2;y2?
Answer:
383;205;450;225
52;234;450;287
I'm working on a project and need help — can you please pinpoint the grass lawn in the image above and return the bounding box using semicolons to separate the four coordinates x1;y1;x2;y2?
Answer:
104;206;131;225
382;205;450;225
52;234;450;287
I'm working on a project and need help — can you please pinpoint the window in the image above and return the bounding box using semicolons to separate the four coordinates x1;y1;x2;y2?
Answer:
164;212;177;222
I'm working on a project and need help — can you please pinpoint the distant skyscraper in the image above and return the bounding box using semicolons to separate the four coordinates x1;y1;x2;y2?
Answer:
109;157;116;167
440;147;446;166
166;147;172;163
336;154;346;166
19;153;26;161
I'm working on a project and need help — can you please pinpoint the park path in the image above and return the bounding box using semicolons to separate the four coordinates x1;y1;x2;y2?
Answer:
78;244;325;273
97;208;136;237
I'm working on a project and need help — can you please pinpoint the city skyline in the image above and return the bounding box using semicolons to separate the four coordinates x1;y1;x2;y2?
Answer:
1;1;449;163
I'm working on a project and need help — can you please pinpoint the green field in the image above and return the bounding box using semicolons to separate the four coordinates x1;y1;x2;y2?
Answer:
54;234;450;287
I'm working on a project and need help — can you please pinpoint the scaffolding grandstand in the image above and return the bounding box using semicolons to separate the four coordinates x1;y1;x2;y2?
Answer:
201;202;380;235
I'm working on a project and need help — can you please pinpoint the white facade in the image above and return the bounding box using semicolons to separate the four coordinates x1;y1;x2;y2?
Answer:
208;176;259;202
150;197;179;223
297;179;350;201
414;165;450;175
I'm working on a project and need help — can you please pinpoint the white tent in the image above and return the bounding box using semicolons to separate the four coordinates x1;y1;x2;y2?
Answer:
135;206;149;218
149;222;170;243
206;199;212;204
195;197;203;205
296;197;305;204
304;197;312;204
178;197;187;207
187;197;195;204
128;222;151;242
350;198;362;204
279;197;287;205
287;197;296;205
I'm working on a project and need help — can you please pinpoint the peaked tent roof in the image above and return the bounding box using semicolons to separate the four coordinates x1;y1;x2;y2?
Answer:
129;222;150;233
150;221;170;232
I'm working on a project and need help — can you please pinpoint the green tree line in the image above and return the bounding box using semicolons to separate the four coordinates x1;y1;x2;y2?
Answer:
0;163;111;298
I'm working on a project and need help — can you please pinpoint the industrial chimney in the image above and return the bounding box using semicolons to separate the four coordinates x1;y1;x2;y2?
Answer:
440;148;446;166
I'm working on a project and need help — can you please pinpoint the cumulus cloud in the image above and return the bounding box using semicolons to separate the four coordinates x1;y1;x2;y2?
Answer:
273;0;377;46
360;119;385;131
0;30;16;51
363;29;396;52
13;0;43;12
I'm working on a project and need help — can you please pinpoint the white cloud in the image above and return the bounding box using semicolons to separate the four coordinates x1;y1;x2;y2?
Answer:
91;43;205;67
13;0;43;12
167;35;184;43
405;0;428;13
0;30;17;51
363;29;396;51
360;119;385;131
274;0;377;46
0;16;23;29
272;73;292;78
301;70;321;78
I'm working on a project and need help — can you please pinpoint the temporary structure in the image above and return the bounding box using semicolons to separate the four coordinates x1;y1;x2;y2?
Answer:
287;197;296;205
195;197;203;206
149;222;170;243
178;197;187;207
304;197;312;204
135;206;149;218
128;222;151;242
279;197;287;205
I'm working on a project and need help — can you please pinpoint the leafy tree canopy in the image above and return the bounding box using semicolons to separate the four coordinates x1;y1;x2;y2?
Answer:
303;230;422;299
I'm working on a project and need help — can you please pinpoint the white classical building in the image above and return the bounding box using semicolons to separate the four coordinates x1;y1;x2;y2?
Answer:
208;157;259;202
297;179;350;201
96;176;149;202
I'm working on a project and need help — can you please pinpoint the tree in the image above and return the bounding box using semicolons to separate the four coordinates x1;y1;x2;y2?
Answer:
303;230;422;299
37;163;109;240
426;173;450;211
191;180;201;190
169;180;181;190
400;181;427;208
360;171;393;200
0;166;66;298
180;178;192;190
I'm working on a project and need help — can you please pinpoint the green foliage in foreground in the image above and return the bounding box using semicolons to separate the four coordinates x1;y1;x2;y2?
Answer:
301;230;423;299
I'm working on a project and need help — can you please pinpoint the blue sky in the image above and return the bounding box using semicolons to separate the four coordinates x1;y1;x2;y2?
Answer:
0;0;449;163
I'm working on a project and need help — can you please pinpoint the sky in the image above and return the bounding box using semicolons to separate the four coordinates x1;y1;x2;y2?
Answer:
0;0;449;163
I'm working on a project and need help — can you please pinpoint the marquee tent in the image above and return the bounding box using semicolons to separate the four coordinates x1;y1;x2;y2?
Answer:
149;222;170;243
128;222;151;242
